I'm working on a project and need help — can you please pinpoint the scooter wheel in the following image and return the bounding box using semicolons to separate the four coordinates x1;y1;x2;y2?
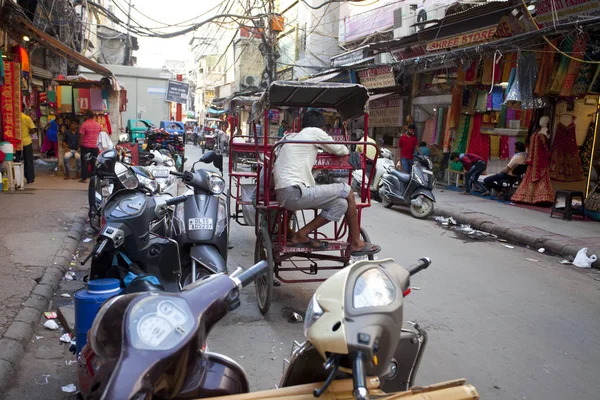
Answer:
379;187;393;209
410;197;434;219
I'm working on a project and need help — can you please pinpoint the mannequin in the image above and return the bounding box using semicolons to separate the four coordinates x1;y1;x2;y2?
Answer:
511;116;554;204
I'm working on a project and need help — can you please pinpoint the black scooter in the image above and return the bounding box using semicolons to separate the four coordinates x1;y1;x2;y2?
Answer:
171;151;229;285
378;155;436;219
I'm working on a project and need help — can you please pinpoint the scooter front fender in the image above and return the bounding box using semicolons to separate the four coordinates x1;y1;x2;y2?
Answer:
191;245;227;274
411;187;436;202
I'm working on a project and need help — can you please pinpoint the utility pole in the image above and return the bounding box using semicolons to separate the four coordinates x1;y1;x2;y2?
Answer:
257;0;278;86
125;0;132;66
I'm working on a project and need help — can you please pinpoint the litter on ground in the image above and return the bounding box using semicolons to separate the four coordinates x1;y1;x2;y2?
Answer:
43;320;59;330
61;384;77;393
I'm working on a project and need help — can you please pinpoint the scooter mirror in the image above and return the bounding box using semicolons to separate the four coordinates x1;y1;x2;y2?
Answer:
200;151;224;174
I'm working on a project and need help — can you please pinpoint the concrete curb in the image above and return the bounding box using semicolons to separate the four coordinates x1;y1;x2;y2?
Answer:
0;206;89;395
434;204;599;266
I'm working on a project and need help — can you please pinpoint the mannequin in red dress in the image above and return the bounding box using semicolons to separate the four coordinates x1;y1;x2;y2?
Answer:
511;116;554;204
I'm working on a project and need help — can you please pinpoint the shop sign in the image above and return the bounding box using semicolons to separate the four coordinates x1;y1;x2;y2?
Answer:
535;0;600;27
332;49;368;67
166;80;190;104
339;1;396;43
358;67;396;89
369;95;402;127
426;26;497;52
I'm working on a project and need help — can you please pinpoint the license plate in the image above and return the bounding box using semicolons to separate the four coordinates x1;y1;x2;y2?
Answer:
153;169;169;178
188;218;213;231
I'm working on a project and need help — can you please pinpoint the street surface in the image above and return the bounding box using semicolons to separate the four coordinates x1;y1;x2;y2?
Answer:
4;145;600;400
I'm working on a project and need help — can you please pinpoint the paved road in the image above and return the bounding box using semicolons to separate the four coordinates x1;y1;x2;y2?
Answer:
187;145;600;400
6;145;600;400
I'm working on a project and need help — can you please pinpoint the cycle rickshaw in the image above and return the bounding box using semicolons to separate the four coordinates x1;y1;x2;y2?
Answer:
229;81;378;314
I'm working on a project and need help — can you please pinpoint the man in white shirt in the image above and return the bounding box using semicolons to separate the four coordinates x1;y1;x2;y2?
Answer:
274;110;380;256
483;141;528;196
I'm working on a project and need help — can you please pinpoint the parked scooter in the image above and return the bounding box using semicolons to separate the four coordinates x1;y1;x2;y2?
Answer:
83;161;187;292
87;148;159;232
78;257;479;400
171;151;228;285
147;148;179;197
378;155;436;219
351;147;394;198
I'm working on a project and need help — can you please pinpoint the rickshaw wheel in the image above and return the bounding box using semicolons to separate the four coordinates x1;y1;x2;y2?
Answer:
255;228;274;315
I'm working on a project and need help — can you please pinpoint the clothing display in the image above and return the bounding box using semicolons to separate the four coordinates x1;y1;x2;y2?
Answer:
560;35;587;97
549;36;575;95
580;122;595;175
512;130;554;204
467;114;489;162
0;61;22;150
535;42;556;96
421;119;435;145
549;121;585;181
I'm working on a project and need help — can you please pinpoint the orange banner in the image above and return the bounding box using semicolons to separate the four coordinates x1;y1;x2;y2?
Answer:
426;26;497;52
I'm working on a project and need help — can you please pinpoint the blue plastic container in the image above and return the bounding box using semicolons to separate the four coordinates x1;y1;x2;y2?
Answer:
74;278;123;354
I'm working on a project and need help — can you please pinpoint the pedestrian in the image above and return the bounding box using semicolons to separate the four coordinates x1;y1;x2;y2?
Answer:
97;130;113;152
42;118;59;158
63;122;81;180
79;111;101;183
483;142;528;197
255;121;263;139
450;152;488;195
19;103;36;184
277;120;288;138
417;141;431;156
397;123;420;173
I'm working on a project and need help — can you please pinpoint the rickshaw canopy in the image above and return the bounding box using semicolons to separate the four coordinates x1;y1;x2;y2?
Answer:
251;81;369;122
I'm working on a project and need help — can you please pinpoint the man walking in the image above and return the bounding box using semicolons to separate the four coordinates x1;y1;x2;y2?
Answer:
397;123;420;173
79;111;101;183
451;152;488;195
19;104;36;184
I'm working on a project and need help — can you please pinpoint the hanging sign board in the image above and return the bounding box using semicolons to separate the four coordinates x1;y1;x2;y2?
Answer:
358;67;396;89
369;95;403;127
426;26;497;52
165;80;190;104
534;0;600;27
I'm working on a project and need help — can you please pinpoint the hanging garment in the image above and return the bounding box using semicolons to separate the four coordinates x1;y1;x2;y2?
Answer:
421;118;436;145
535;41;556;96
78;88;91;112
436;107;447;146
490;136;500;159
467;114;489;161
59;86;73;113
512;131;554;204
500;136;509;159
475;90;488;112
449;85;462;129
0;62;22;150
572;57;595;96
90;88;104;111
507;136;517;159
549;121;585;181
560;35;588;97
549;36;575;95
580;122;595;175
443;106;453;151
501;53;517;82
482;58;493;85
451;115;471;171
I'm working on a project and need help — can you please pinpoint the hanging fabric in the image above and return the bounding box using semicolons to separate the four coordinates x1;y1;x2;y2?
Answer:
90;88;103;111
467;114;489;161
451;115;470;170
78;88;91;112
482;58;493;85
490;136;500;159
549;120;585;181
0;61;22;149
580;121;595;175
500;136;510;159
501;53;516;82
560;35;588;97
475;90;488;113
422;118;436;145
549;36;575;95
443;106;453;151
535;41;556;96
449;85;462;129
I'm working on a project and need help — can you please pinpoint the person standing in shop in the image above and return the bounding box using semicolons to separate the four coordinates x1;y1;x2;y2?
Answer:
79;111;101;183
19;103;36;184
63;122;81;180
397;123;420;173
450;152;488;195
277;120;289;138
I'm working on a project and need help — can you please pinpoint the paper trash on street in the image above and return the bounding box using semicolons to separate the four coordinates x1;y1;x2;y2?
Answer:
61;384;77;393
43;320;59;330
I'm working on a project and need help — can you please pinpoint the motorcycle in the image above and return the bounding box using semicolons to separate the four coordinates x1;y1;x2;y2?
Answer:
87;148;160;232
170;151;229;285
351;148;395;198
78;257;479;400
83;161;187;292
378;155;436;219
146;148;179;198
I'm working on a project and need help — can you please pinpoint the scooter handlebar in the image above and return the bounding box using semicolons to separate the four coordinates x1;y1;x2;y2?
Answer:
165;194;188;206
234;260;269;289
170;171;184;177
407;257;431;276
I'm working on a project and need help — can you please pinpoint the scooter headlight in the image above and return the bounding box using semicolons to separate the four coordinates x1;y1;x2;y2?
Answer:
208;174;225;195
303;294;324;338
116;162;138;190
353;268;396;309
138;175;159;194
164;159;175;168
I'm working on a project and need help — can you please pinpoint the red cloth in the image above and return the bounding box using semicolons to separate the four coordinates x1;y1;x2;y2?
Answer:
80;119;102;148
0;62;21;149
549;122;585;182
500;136;509;159
512;131;554;204
460;153;484;170
466;114;489;162
399;134;418;159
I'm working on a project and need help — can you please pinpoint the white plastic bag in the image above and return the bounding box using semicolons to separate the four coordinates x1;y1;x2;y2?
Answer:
572;248;598;269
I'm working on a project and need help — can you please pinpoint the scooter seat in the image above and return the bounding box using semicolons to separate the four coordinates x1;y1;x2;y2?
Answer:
391;169;411;183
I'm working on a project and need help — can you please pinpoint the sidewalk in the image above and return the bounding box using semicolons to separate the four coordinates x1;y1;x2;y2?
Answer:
434;188;600;266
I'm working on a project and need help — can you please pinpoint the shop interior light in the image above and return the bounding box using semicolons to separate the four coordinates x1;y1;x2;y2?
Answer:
22;35;30;42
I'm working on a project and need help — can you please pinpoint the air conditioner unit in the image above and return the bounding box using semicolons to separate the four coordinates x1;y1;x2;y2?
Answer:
393;3;418;39
415;3;448;32
243;75;260;87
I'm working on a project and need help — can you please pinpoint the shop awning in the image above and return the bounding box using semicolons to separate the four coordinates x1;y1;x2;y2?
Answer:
304;71;346;83
368;93;394;102
5;6;113;77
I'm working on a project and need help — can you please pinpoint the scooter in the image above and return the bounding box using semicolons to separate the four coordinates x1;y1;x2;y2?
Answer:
171;151;228;285
351;147;395;198
378;155;436;219
83;161;188;292
147;148;179;197
78;257;479;399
